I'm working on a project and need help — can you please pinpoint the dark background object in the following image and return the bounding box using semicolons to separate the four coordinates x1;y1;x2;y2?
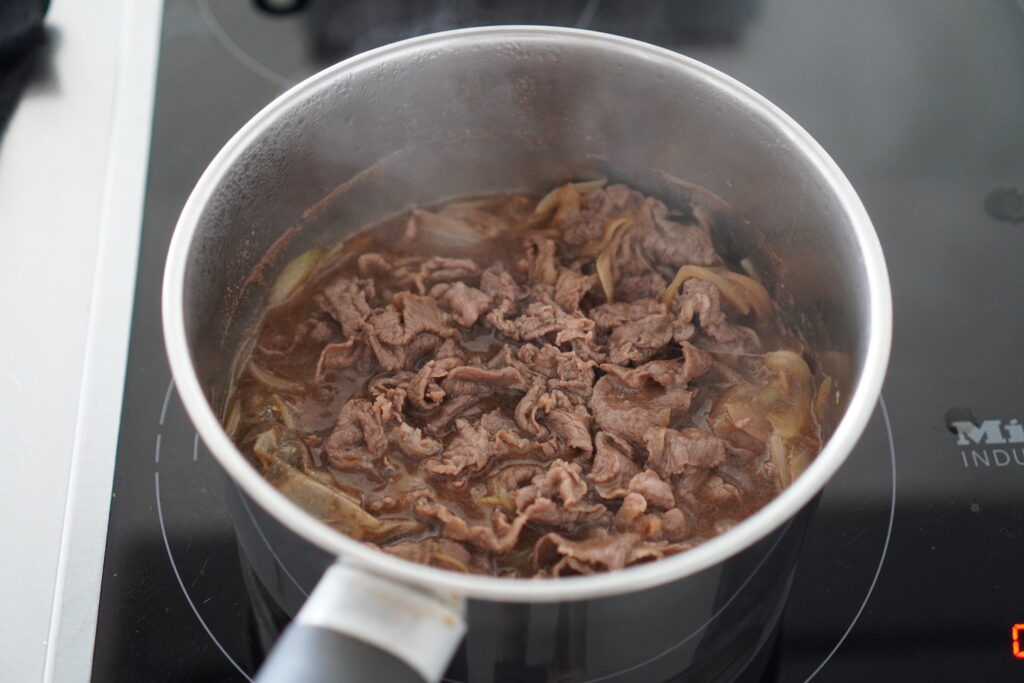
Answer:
0;0;49;140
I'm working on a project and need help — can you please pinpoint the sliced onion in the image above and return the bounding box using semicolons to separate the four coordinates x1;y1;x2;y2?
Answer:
762;351;814;438
788;443;815;482
739;257;759;280
582;216;630;258
724;400;772;441
535;184;564;216
662;264;773;319
662;265;747;313
535;178;608;215
252;428;393;540
479;492;514;510
412;208;487;246
268;247;325;307
596;249;615;302
440;195;510;212
432;553;470;573
572;178;608;194
723;271;773;319
223;398;241;438
552;183;582;225
271;393;297;430
768;432;790;488
249;361;306;394
438;206;508;234
692;204;713;238
813;376;833;424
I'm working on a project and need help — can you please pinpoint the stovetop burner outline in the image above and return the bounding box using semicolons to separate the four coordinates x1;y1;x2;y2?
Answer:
583;519;794;683
803;398;895;681
196;0;296;89
154;378;256;681
152;371;896;681
234;480;310;598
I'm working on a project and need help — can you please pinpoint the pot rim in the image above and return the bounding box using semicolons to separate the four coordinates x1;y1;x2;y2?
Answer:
162;25;892;603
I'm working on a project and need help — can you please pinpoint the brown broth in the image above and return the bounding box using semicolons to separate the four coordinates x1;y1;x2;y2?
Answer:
226;186;821;577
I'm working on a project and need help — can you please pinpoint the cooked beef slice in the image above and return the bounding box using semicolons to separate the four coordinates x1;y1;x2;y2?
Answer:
230;184;820;578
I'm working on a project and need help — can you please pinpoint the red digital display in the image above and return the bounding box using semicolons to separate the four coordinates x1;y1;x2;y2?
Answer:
1012;624;1024;659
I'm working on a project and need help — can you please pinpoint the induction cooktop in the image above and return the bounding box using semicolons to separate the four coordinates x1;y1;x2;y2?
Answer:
89;1;1024;680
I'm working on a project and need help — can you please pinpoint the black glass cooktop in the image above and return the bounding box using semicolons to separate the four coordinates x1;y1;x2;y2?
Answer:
91;1;1024;680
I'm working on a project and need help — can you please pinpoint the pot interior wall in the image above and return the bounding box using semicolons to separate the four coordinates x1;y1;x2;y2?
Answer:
182;31;867;446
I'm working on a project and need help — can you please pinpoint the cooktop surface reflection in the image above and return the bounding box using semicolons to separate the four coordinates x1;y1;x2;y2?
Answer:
91;1;1024;681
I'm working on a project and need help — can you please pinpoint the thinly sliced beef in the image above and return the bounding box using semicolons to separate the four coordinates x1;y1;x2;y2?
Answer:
515;460;607;526
424;409;544;477
432;281;492;327
590;345;714;448
546;407;593;455
591;299;674;365
533;528;688;576
480;264;523;317
318;277;376;337
516;343;596;398
393;423;441;458
233;182;810;579
386;293;454;344
408;358;460;410
369;371;413;421
315;339;369;379
424;418;491;476
672;278;760;352
700;474;743;504
628;470;675;509
645;427;726;477
598;342;713;389
589;432;641;499
423;394;478;434
639;197;719;271
560;184;644;249
661;508;690;541
523;236;559;286
490;300;595;347
414;496;527;552
614;492;648;529
326;399;387;456
442;365;526;396
554;269;597;312
591;372;693;446
416;256;480;291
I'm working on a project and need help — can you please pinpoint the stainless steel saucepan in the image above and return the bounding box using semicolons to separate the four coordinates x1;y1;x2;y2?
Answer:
163;26;891;682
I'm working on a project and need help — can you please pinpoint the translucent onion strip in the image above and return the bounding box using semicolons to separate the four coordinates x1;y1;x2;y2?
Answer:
432;553;470;573
596;249;616;302
534;178;608;215
768;432;790;488
762;351;814;438
662;264;773;319
268;247;325;307
582;216;630;258
249;361;306;394
223;398;241;439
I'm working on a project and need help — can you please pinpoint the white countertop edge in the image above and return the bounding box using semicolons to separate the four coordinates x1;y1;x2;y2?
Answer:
43;2;163;681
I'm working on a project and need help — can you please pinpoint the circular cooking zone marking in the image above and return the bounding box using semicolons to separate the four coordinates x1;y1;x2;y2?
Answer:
154;379;255;681
803;396;896;681
581;520;794;683
196;0;297;88
155;375;895;681
234;480;310;598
